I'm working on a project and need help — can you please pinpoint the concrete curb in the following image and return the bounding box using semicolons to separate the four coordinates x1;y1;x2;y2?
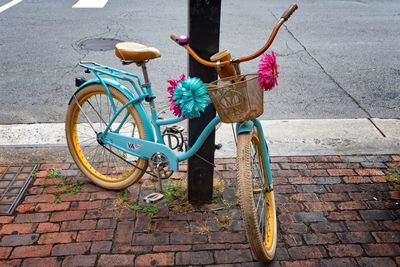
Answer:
0;119;399;162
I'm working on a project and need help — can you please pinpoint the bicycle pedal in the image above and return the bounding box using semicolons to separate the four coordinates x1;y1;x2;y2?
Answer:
143;192;164;204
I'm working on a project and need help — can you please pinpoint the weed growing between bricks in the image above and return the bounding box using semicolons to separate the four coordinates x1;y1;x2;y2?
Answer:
114;189;159;218
38;168;84;206
114;173;237;224
386;173;400;185
0;156;399;266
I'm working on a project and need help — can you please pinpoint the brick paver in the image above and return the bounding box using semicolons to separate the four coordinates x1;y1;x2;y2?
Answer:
0;155;398;266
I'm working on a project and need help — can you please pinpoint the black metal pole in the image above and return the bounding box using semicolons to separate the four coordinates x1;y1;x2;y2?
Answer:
187;0;221;204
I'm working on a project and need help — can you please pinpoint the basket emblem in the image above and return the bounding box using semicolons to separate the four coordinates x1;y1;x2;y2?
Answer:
217;89;245;118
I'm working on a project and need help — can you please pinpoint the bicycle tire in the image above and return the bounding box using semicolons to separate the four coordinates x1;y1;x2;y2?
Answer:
236;127;277;261
66;83;148;190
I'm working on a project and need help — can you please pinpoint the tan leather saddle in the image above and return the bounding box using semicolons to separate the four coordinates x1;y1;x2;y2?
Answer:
115;42;161;61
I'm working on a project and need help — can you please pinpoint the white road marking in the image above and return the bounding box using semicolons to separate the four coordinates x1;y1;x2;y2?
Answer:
0;0;23;14
73;0;109;8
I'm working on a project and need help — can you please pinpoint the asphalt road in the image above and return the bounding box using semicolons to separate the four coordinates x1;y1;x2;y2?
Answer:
0;0;399;124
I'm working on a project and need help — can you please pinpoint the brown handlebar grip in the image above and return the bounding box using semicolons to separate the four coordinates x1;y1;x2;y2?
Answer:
170;34;178;43
281;4;298;21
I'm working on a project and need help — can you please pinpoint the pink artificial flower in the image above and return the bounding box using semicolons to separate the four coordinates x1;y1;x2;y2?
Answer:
258;51;279;91
167;74;185;117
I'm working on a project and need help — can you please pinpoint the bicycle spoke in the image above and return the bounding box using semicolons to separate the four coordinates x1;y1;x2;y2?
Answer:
87;99;109;129
258;200;265;228
254;164;264;188
78;139;96;147
110;147;121;171
87;144;101;164
107;97;112;126
261;201;266;239
73;96;98;134
255;191;262;211
107;146;113;175
95;94;104;132
77;130;95;139
79;138;97;148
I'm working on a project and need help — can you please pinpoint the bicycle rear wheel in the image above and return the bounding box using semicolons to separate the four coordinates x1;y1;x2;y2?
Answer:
236;127;277;262
66;83;148;190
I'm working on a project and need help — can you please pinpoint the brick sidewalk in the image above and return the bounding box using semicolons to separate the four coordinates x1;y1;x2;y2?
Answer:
0;155;399;266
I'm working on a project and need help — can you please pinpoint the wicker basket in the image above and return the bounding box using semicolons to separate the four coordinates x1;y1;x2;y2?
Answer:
207;74;263;123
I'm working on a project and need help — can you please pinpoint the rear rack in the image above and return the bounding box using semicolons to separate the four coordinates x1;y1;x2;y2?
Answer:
79;61;147;98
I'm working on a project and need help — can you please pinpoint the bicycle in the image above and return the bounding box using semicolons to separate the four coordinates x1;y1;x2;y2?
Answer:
65;4;297;262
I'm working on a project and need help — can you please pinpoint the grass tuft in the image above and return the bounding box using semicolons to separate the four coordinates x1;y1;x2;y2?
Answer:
386;173;400;185
52;192;62;204
114;189;160;218
197;226;210;235
162;177;197;213
218;215;231;231
31;169;38;178
130;202;159;217
213;177;225;194
47;168;62;179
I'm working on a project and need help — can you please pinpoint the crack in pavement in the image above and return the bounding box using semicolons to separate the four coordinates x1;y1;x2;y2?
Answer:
275;50;303;57
272;13;371;117
270;12;388;137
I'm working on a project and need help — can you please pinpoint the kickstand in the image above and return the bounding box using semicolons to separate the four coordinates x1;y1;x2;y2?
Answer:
156;162;163;192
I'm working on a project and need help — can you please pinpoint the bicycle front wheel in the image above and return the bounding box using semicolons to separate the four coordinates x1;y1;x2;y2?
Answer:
236;127;277;262
66;83;148;190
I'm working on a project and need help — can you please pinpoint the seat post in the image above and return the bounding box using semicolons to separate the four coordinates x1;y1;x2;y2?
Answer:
139;62;150;84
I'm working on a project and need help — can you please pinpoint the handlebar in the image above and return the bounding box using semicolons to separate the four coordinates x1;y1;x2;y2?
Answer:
281;4;298;21
171;3;298;68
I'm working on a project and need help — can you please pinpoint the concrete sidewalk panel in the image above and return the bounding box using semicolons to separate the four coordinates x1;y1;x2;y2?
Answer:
0;123;66;146
371;119;400;138
215;119;400;157
263;119;399;156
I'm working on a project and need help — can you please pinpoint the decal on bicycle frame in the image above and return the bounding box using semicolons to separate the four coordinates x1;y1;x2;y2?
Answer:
127;142;143;151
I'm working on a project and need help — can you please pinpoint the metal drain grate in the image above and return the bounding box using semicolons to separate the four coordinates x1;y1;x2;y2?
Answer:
0;164;37;215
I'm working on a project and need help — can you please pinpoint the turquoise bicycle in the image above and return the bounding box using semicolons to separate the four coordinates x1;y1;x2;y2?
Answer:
65;4;297;262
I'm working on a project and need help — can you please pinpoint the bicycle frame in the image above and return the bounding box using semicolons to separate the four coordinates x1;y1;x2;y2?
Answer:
70;63;273;185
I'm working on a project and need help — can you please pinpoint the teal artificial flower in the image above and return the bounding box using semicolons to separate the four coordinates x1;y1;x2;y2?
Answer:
172;77;211;119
